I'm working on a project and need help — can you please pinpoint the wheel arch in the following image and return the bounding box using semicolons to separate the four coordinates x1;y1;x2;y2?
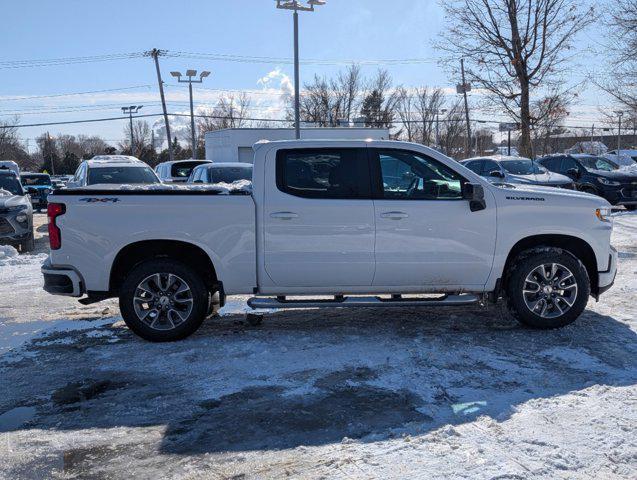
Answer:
502;234;598;296
109;240;219;295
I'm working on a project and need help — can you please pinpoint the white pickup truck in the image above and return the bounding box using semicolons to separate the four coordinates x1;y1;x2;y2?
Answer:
42;140;617;341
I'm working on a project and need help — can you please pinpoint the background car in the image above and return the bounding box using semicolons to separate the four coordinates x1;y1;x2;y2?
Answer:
538;153;637;210
0;170;34;252
0;161;20;177
460;155;574;188
68;155;160;187
20;172;52;211
155;159;212;183
188;162;253;184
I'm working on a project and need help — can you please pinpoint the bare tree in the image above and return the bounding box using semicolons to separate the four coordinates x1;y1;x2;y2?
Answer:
531;91;572;155
598;1;637;115
120;120;152;157
360;69;399;128
438;0;595;157
439;100;468;158
198;93;252;135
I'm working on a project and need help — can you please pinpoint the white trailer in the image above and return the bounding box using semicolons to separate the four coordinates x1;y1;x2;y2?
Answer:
205;127;390;163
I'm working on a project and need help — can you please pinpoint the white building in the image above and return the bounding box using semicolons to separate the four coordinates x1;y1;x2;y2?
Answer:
205;127;391;163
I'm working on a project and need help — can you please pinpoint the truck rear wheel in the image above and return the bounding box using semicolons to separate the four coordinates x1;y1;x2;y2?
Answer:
119;259;208;342
505;248;590;329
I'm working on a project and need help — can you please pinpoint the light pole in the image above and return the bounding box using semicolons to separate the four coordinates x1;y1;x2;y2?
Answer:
276;0;326;140
615;111;624;153
171;70;211;159
435;108;447;149
121;105;143;155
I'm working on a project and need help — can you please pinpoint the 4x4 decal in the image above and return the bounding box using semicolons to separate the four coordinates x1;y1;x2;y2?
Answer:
79;198;120;203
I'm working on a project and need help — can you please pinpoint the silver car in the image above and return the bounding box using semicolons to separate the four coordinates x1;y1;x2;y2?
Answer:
0;171;34;252
461;155;574;188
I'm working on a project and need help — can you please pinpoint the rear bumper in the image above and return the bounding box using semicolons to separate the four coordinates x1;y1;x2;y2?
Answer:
597;246;618;296
41;258;83;297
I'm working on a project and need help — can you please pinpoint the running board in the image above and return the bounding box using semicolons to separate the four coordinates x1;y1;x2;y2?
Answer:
247;294;479;310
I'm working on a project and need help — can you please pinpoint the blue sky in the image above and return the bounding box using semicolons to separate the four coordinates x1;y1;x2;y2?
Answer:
0;0;606;147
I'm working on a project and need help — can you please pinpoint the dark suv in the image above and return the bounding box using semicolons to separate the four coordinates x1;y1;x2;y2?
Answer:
537;154;637;210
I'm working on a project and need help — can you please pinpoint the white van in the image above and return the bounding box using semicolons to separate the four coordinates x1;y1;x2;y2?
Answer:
0;161;20;177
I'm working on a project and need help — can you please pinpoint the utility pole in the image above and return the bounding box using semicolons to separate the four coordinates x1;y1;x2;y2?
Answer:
276;0;325;140
170;70;210;159
435;108;447;150
615;111;623;153
46;132;55;176
459;59;472;158
147;49;174;162
122;106;143;155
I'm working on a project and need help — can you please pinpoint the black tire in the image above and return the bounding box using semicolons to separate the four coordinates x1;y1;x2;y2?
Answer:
505;247;590;329
119;259;208;342
19;232;35;253
625;205;636;211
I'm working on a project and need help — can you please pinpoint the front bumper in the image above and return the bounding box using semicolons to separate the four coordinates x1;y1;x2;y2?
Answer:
597;246;618;296
0;213;32;243
41;258;83;297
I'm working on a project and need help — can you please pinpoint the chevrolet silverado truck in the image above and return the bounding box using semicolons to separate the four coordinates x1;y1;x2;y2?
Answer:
41;140;617;341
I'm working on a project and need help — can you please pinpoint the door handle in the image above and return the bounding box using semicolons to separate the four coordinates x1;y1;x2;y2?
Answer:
270;211;299;220
380;211;409;220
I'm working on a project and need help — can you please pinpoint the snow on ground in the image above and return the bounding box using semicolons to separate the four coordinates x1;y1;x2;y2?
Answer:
0;213;635;479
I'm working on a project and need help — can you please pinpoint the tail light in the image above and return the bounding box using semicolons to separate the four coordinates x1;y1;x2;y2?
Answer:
47;203;66;250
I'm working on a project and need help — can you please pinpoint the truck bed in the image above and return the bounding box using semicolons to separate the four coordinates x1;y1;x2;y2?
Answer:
47;187;257;295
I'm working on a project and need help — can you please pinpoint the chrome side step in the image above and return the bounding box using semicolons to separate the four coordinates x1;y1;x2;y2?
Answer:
247;294;479;310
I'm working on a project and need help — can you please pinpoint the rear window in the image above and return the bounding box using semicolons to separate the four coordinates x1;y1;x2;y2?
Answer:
0;174;23;195
276;148;370;199
87;166;159;185
171;161;209;179
208;165;253;183
21;174;51;186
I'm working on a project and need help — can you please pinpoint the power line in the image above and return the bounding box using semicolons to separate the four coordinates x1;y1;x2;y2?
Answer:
0;85;153;102
0;52;145;69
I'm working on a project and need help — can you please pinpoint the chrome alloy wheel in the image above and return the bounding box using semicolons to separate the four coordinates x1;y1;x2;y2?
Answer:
133;273;194;330
522;263;578;319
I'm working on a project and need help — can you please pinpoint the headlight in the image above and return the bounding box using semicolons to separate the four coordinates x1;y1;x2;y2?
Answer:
43;188;51;195
6;204;27;212
595;207;612;223
597;177;620;186
16;213;28;223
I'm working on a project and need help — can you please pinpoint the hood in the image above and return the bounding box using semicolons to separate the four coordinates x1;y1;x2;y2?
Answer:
506;171;571;185
492;182;609;204
0;193;29;209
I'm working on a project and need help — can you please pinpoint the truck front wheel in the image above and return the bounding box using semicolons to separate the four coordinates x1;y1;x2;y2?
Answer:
505;248;590;329
119;259;208;341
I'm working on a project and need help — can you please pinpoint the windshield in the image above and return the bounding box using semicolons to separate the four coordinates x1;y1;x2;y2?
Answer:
171;161;209;178
500;159;546;175
209;165;252;183
21;174;51;186
0;175;24;195
577;157;618;172
87;166;159;185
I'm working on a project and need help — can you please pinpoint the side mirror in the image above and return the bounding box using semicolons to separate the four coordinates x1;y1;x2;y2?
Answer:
463;183;486;212
488;170;505;178
566;168;580;179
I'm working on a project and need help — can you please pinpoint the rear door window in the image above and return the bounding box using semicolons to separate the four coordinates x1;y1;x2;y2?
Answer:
276;148;370;199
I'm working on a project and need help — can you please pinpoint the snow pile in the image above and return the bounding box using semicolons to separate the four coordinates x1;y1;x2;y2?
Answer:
98;180;253;194
0;245;19;263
